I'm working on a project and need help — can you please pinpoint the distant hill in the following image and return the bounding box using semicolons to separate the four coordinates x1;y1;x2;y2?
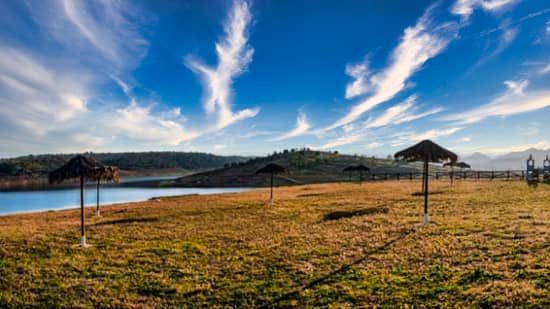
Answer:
172;148;420;187
463;148;550;170
0;152;248;177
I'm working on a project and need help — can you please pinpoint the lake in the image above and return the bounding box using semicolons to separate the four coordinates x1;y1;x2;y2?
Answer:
0;184;250;216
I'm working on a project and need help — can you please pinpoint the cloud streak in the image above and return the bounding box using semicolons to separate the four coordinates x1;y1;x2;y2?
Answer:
364;96;442;129
441;80;550;124
451;0;518;21
327;6;458;130
272;111;311;141
0;48;88;135
391;127;463;146
185;0;259;130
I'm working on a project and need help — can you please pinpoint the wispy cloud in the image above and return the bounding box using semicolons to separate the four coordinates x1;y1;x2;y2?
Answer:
392;127;463;146
540;63;550;74
344;60;371;99
108;101;195;145
363;96;442;129
441;79;550;124
465;140;550;155
451;0;519;21
326;5;458;130
366;142;383;149
321;134;363;149
272;111;311;141
30;0;150;69
467;21;518;73
319;96;442;149
185;0;259;130
0;48;88;135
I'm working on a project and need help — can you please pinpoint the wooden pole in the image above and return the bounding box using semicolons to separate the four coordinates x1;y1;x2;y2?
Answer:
96;178;100;217
423;157;429;225
80;175;86;247
450;166;454;185
270;173;273;206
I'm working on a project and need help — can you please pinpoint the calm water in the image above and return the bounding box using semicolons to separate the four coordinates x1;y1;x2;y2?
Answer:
0;184;249;215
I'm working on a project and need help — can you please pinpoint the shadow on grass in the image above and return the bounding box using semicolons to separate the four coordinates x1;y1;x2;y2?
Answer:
412;191;445;196
92;217;158;226
322;207;389;221
258;227;416;308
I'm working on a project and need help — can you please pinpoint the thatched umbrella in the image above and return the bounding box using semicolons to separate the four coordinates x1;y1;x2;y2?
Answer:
343;166;355;182
355;164;370;185
443;161;470;184
256;163;287;205
395;140;457;225
48;155;113;247
91;166;120;217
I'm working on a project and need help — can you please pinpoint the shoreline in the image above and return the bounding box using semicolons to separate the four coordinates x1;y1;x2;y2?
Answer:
0;187;252;217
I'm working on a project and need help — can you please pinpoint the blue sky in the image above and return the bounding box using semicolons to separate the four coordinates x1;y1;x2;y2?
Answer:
0;0;549;158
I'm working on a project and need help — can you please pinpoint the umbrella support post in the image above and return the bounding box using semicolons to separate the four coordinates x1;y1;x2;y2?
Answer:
270;173;274;206
79;175;88;248
80;236;87;247
423;158;429;225
96;179;101;217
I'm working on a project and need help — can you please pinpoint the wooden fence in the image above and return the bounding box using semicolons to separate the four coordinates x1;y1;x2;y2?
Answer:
362;170;532;181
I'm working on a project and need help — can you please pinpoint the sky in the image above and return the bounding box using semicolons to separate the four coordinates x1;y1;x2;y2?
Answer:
0;0;549;158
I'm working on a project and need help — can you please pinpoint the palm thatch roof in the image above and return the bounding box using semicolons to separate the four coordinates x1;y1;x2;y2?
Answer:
343;164;370;172
343;166;355;172
48;155;119;184
394;140;457;163
256;163;287;175
93;166;120;183
443;161;471;169
354;164;370;172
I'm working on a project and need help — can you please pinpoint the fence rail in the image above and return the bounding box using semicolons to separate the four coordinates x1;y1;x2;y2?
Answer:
360;170;534;181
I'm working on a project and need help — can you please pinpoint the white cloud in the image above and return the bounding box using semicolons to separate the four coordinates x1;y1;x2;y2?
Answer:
503;79;527;94
458;136;472;142
185;0;259;130
540;64;550;74
59;0;149;67
469;24;518;72
547;21;550;34
0;48;88;135
345;61;372;99
213;144;226;151
363;95;442;129
366;142;383;149
392;127;462;146
451;0;518;21
108;101;195;145
321;134;363;149
469;140;550;155
442;80;550;124
327;6;457;130
272;111;311;141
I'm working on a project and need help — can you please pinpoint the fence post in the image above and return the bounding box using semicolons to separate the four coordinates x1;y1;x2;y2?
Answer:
397;173;400;180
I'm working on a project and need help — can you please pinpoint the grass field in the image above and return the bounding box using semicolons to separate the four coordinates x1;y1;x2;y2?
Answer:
0;181;549;307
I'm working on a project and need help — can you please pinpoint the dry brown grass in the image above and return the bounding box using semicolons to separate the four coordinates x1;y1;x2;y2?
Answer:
0;181;549;307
